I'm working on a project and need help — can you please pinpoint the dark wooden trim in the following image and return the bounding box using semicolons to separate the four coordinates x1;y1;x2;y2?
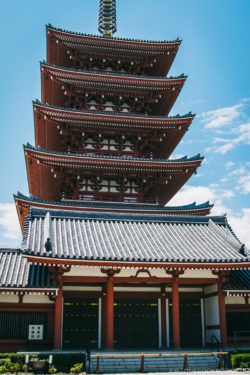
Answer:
205;325;220;330
226;305;250;312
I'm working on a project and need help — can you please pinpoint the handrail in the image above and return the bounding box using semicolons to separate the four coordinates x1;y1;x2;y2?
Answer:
211;334;221;352
90;351;229;373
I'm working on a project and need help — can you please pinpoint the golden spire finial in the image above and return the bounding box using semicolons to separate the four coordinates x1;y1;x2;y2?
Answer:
98;0;117;36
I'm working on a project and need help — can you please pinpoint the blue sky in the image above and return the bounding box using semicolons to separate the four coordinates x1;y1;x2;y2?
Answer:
0;0;249;247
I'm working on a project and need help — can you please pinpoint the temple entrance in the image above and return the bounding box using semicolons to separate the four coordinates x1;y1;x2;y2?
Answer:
169;298;202;347
63;298;99;349
114;299;159;348
180;298;202;346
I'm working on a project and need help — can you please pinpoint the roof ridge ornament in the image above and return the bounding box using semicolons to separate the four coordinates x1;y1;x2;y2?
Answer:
98;0;117;36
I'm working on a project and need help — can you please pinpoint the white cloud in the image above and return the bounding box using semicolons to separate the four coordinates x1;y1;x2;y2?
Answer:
168;185;217;206
168;184;234;207
199;98;250;154
225;161;235;169
237;175;250;194
200;103;243;130
0;203;21;247
227;209;250;248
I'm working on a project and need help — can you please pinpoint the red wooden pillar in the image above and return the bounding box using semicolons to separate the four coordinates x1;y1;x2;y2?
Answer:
172;276;180;348
54;288;63;349
218;282;228;346
161;284;167;348
106;274;114;349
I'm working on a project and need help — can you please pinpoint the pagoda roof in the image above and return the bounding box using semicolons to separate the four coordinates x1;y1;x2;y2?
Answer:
15;192;213;227
15;192;212;213
24;143;202;168
41;63;186;115
46;25;181;77
47;24;181;51
41;62;186;86
34;101;194;129
21;208;250;267
0;249;55;290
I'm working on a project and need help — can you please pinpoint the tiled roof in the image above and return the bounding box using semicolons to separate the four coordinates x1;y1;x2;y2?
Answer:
224;270;250;291
47;24;181;46
15;192;213;213
34;101;194;123
21;209;250;264
0;249;29;287
41;62;186;82
0;249;55;288
24;143;203;164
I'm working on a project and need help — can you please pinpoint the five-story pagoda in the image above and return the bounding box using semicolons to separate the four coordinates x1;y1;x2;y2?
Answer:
4;0;248;352
15;1;210;226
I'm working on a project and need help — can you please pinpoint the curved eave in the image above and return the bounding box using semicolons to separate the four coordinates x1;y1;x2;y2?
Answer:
24;255;250;270
34;102;194;128
24;144;203;170
41;62;187;87
46;25;181;50
46;26;181;77
15;193;213;230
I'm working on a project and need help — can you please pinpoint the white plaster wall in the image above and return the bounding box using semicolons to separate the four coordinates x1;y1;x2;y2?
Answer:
114;286;160;292
67;267;104;277
0;294;19;303
179;269;216;278
23;295;53;304
225;296;245;304
63;286;102;291
204;284;218;294
204;295;220;343
67;266;219;279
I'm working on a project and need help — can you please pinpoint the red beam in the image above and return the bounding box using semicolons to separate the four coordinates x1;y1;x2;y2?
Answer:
62;276;219;284
25;255;250;270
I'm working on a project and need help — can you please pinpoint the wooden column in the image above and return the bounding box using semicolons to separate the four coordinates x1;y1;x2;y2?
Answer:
166;270;184;348
172;276;180;348
218;281;228;346
101;268;120;349
54;288;63;349
213;271;229;346
106;274;114;349
160;284;167;348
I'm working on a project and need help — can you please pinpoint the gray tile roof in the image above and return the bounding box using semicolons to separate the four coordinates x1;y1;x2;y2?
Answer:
21;209;250;264
224;270;250;291
0;250;29;287
0;249;55;288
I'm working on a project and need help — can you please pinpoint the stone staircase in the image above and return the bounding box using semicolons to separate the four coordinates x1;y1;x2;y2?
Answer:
89;351;224;373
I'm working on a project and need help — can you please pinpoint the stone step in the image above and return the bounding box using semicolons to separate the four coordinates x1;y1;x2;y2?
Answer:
89;353;221;373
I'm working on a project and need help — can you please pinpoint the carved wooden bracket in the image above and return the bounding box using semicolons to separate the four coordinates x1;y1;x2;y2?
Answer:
212;270;229;284
50;265;71;287
101;268;121;277
165;269;185;279
134;269;152;278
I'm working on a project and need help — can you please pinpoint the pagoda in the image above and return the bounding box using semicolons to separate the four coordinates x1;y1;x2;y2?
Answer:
0;0;249;353
15;1;211;226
